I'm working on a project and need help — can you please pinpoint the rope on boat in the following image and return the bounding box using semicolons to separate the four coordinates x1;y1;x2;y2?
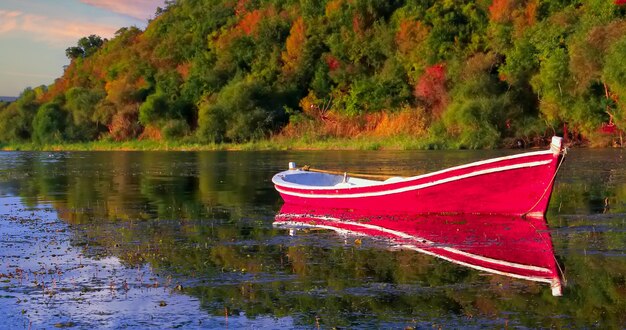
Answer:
301;165;397;181
521;148;568;218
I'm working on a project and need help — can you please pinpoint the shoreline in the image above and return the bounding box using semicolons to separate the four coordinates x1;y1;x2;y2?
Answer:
0;135;593;152
0;139;493;152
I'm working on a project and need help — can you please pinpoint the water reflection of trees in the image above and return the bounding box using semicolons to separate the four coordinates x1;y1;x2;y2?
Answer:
0;151;625;327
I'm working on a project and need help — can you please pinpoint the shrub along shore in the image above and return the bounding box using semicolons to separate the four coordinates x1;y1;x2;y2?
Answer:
0;134;573;152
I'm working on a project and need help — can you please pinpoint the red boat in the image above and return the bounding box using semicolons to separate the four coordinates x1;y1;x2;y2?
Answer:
274;204;563;296
272;137;565;217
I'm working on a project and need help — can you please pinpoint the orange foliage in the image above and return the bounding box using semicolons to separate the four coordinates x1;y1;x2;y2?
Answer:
525;0;538;26
238;9;263;35
39;77;69;103
134;76;148;90
280;108;427;139
108;108;141;141
396;20;429;55
139;124;163;141
369;110;428;137
325;0;343;16
213;28;243;51
282;17;306;74
490;0;538;34
176;62;192;79
105;75;147;105
489;0;512;23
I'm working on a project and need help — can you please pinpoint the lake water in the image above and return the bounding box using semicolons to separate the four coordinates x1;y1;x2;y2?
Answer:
0;149;624;328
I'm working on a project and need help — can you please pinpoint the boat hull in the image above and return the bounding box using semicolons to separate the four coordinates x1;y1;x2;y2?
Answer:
273;138;564;217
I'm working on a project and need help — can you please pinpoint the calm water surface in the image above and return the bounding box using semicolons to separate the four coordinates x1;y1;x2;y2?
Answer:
0;149;624;328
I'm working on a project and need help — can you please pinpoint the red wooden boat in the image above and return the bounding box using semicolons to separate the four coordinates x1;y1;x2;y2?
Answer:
274;204;563;296
273;137;565;217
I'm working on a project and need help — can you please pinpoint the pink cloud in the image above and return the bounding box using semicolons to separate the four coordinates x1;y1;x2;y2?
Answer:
0;10;119;47
0;10;21;34
79;0;163;20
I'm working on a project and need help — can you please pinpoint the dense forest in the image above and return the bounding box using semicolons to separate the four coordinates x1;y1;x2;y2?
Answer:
1;0;626;149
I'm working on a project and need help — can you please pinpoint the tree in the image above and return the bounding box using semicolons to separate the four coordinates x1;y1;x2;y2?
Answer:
65;35;104;59
603;35;626;128
64;87;106;140
32;102;66;144
139;92;169;125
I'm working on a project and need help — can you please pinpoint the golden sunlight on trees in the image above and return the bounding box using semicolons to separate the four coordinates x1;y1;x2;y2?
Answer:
3;0;626;148
282;17;306;75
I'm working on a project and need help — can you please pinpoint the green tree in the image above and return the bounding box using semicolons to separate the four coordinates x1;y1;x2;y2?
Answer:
603;35;626;128
139;92;169;125
66;35;104;59
32;102;67;144
64;87;106;140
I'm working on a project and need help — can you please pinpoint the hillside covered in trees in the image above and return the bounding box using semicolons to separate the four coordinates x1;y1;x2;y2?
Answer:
1;0;626;149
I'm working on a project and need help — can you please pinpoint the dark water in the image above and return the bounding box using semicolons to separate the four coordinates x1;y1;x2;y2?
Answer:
0;149;624;328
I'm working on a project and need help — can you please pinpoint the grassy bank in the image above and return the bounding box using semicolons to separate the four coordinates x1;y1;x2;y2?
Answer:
0;135;451;152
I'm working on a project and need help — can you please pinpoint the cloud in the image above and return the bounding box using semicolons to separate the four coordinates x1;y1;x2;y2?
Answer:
0;10;21;34
0;10;119;47
79;0;163;20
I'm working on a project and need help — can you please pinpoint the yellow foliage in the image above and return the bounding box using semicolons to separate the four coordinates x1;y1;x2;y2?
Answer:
281;103;428;139
325;0;343;17
396;20;429;56
281;17;306;75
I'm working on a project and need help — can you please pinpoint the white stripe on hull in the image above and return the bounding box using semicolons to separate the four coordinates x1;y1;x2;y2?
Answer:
276;159;552;199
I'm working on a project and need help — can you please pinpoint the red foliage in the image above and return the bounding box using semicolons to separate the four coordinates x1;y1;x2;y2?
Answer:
324;55;341;72
616;0;626;5
600;122;617;134
415;63;448;117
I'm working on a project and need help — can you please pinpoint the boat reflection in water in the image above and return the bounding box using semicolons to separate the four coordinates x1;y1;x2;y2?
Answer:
274;204;563;296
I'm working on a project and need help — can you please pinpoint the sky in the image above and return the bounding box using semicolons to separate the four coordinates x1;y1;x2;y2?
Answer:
0;0;164;96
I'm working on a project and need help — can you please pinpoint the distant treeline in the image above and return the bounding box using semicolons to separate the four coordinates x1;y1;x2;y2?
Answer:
1;0;626;148
0;97;17;103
